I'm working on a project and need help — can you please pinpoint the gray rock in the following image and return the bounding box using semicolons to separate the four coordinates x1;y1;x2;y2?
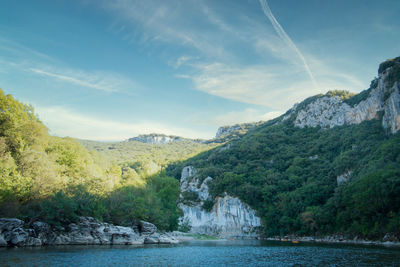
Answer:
144;236;159;244
139;220;157;235
0;218;24;232
10;227;28;246
337;171;352;185
25;237;42;246
293;64;400;134
0;217;173;247
179;166;262;238
158;234;179;244
32;221;50;233
181;166;196;181
129;134;187;144
0;234;7;246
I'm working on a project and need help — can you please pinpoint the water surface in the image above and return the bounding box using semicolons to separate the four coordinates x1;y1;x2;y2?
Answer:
1;240;399;266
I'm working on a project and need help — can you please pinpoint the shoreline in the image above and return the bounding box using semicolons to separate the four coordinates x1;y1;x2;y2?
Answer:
264;236;400;247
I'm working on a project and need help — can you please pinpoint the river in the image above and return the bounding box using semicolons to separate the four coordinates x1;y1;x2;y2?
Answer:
1;240;399;266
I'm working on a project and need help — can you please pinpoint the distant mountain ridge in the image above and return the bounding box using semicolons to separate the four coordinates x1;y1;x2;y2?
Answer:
128;133;199;145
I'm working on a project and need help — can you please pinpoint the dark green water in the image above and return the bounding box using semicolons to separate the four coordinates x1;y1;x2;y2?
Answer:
0;240;399;267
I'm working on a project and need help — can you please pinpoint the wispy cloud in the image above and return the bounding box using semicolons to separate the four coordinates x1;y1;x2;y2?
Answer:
29;67;134;93
169;56;194;69
36;106;212;141
102;0;233;60
101;0;364;112
259;0;318;90
0;37;139;94
180;60;364;110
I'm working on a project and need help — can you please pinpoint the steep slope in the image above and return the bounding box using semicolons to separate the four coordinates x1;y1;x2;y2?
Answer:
287;57;400;133
178;166;262;238
0;90;183;231
170;57;400;239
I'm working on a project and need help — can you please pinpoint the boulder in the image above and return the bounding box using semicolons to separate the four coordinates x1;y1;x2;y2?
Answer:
158;234;179;244
139;220;157;235
25;237;42;246
0;234;7;246
0;217;174;247
0;218;24;232
10;227;29;246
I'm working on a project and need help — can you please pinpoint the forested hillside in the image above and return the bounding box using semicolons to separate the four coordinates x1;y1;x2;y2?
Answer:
1;57;399;240
0;89;188;230
167;57;400;239
79;137;215;180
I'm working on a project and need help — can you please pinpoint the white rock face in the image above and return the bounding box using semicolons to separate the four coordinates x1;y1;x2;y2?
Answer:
294;90;382;128
382;81;400;133
337;171;353;185
130;134;184;144
293;65;400;133
216;125;243;138
179;166;262;238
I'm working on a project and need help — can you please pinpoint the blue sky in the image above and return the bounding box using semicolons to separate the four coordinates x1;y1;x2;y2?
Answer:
1;0;399;141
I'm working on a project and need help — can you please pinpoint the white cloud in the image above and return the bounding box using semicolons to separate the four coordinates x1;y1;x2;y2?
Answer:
36;106;212;141
0;37;139;94
101;0;366;113
102;0;233;59
169;56;194;69
180;60;365;111
29;67;135;93
185;62;311;110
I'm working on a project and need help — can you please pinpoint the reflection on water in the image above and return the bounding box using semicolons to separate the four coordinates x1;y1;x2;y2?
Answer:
1;240;399;267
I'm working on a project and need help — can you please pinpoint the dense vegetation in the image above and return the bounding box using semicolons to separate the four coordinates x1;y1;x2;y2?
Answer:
1;57;399;239
167;113;400;239
79;138;214;181
0;89;183;230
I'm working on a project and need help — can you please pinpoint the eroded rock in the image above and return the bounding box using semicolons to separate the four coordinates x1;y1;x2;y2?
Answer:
179;166;262;238
0;216;175;247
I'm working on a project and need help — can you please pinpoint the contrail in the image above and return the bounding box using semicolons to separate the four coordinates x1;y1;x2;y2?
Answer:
259;0;318;90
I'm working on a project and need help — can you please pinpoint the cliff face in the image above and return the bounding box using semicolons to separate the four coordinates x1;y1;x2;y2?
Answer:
292;57;400;133
129;134;186;144
179;166;262;238
215;122;262;139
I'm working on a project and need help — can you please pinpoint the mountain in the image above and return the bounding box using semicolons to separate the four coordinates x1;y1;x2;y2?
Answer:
128;133;205;145
170;57;400;240
0;57;399;241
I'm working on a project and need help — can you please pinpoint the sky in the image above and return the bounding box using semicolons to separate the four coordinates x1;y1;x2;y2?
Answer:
1;0;399;141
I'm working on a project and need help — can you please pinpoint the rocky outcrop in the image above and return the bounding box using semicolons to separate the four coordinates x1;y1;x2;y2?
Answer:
293;58;400;134
0;217;178;247
128;133;204;144
215;122;262;138
179;166;262;238
337;171;352;185
129;134;186;144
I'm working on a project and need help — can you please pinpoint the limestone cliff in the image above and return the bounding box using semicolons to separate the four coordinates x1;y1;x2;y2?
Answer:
215;122;263;139
129;134;187;144
290;57;400;133
178;166;262;238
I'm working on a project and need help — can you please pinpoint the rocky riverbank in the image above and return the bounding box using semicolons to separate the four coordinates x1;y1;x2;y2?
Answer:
0;217;180;247
266;234;400;247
